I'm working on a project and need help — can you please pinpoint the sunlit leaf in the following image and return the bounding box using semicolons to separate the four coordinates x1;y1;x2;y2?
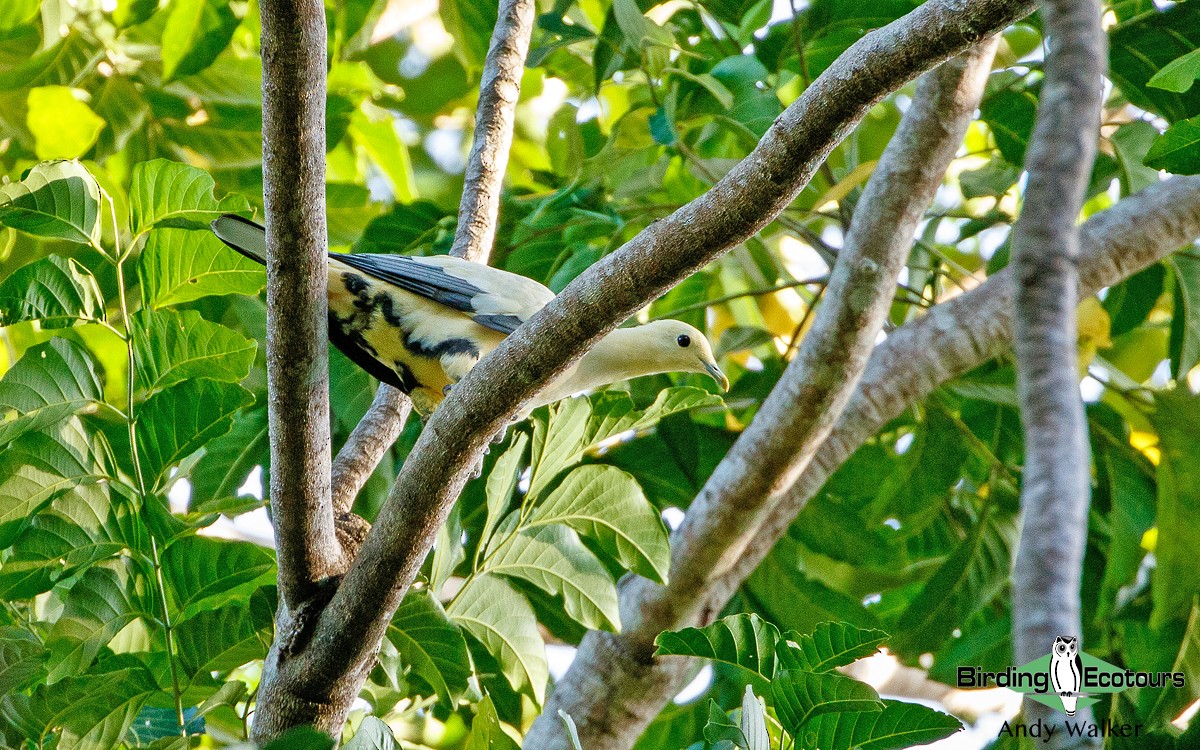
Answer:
1146;116;1200;175
0;338;102;449
484;519;621;631
527;465;670;584
45;565;147;682
137;227;264;309
0;254;102;328
26;86;105;160
173;600;272;682
129;159;251;235
771;670;884;738
385;588;472;706
655;613;780;681
344;716;398;750
135;379;254;491
1169;253;1200;378
440;0;497;71
776;621;888;673
132;308;257;393
188;403;268;509
1149;389;1200;627
465;695;519;750
0;420;101;549
797;700;963;750
161;0;240;82
0;159;100;244
448;574;548;704
162;536;275;621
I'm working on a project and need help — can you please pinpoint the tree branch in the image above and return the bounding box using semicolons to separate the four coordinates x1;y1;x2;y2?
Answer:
270;0;1036;725
539;174;1200;750
259;0;338;610
1010;0;1105;738
452;0;536;263
524;39;1000;749
325;0;535;523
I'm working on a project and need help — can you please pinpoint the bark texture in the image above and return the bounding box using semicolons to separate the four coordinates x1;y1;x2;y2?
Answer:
277;3;1039;727
451;0;536;263
252;0;340;740
524;40;999;749
1010;0;1106;740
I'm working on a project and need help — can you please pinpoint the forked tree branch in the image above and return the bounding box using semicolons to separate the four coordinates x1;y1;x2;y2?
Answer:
1010;0;1105;739
259;0;339;609
270;0;1037;730
326;0;536;521
525;39;1000;749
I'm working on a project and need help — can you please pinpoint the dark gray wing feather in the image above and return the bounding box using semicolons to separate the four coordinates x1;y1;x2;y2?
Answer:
333;252;485;313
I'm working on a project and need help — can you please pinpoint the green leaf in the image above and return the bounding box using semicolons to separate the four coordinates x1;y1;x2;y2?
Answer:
1;663;158;748
0;420;100;549
129;159;250;235
112;0;159;27
1150;49;1200;94
162;536;275;622
0;159;100;244
161;0;240;82
481;432;529;555
891;514;1017;654
440;0;498;71
1169;253;1200;378
1110;2;1200;123
0;629;46;698
654;613;780;681
1149;390;1200;627
776;622;889;673
44;565;147;682
0;338;102;449
484;520;621;631
0;0;38;30
958;159;1021;199
137;228;265;308
386;588;472;705
770;670;884;738
135;379;254;491
0;30;103;92
980;86;1038;166
1145;116;1200;175
0;482;143;600
465;695;519;750
796;700;963;750
0;254;102;328
559;710;584;750
527;464;670;584
344;716;398;750
26;86;105;160
448;574;548;704
189;403;268;508
350;109;417;202
132;308;257;393
528;387;721;498
704;699;751;750
1111;120;1163;196
1149;599;1200;725
173;599;272;682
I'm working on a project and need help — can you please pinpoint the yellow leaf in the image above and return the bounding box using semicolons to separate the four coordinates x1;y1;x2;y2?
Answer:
26;87;105;160
814;161;876;212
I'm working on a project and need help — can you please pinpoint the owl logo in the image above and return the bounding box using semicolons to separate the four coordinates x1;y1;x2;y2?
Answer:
1050;636;1082;716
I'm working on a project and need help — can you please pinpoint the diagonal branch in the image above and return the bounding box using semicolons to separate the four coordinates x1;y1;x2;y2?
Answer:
524;39;1001;750
259;0;339;609
1010;0;1105;737
286;0;1037;721
326;0;536;531
452;0;536;263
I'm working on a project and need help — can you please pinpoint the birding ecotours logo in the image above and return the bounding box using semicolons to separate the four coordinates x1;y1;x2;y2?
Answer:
957;636;1186;715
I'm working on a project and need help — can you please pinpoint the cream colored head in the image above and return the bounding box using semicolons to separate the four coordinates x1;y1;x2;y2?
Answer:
623;319;729;391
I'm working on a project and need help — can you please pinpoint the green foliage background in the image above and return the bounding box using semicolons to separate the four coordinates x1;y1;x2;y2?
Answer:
0;0;1199;748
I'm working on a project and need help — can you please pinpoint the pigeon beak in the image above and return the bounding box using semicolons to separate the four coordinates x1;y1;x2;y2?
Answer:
705;362;730;392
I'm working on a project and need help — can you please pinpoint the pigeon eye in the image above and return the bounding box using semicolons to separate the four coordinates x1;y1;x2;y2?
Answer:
677;334;691;348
